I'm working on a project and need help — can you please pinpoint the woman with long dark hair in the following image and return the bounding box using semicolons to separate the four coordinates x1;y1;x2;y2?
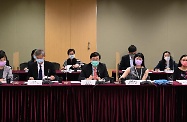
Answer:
154;51;177;71
173;54;187;81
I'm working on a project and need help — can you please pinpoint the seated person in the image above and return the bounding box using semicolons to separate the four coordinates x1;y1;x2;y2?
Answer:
119;53;149;81
173;54;187;81
63;49;83;70
0;50;13;82
28;49;37;68
23;49;37;70
0;50;10;67
154;51;177;71
119;45;137;70
28;49;57;80
78;52;109;81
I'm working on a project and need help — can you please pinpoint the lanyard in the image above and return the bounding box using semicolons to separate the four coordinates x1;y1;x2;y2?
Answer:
135;67;143;80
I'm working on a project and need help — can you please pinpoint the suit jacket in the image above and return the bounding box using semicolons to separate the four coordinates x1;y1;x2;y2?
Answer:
154;60;177;71
119;54;131;70
28;61;57;80
78;63;109;81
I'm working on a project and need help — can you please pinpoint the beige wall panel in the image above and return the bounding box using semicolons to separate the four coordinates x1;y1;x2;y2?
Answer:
45;0;97;65
97;0;187;69
0;0;44;66
70;0;97;63
45;0;71;66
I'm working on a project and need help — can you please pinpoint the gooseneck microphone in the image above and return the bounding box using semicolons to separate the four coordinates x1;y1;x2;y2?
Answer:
43;69;52;84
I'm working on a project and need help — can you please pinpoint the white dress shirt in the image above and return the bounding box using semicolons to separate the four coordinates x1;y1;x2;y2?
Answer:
129;55;134;67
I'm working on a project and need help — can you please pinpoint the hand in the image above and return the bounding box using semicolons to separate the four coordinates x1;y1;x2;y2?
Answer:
24;67;28;70
0;79;4;82
96;77;101;80
118;77;122;83
29;77;34;80
165;68;171;70
61;67;65;70
155;69;160;72
50;75;55;80
86;75;93;80
73;64;79;68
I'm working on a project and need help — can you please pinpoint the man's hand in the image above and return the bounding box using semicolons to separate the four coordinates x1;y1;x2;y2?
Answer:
86;75;93;80
29;77;34;80
50;75;55;80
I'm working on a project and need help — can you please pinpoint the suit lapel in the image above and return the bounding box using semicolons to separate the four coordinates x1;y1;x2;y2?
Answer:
33;62;38;79
88;63;93;76
44;61;47;76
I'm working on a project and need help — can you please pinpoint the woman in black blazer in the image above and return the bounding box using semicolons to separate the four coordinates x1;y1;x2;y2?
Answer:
154;51;177;71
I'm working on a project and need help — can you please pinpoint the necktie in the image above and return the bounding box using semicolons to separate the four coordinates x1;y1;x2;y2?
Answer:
38;65;42;80
93;67;98;80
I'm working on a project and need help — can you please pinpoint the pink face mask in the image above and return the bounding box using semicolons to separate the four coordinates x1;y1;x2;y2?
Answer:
0;61;6;67
135;59;142;66
181;61;187;67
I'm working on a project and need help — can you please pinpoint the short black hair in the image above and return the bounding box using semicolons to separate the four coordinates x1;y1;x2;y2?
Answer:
128;45;137;53
178;54;187;67
90;52;101;59
133;52;145;67
0;50;6;59
67;49;75;55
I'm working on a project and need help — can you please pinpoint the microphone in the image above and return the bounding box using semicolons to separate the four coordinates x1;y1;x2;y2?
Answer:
64;60;68;81
97;67;100;77
6;71;11;84
43;69;52;84
65;69;68;81
96;67;105;84
47;69;50;79
118;63;120;80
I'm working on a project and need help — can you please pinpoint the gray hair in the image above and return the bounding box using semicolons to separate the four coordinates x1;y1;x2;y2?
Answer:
34;49;45;56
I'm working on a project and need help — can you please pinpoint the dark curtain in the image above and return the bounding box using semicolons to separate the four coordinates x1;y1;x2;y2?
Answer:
0;85;186;122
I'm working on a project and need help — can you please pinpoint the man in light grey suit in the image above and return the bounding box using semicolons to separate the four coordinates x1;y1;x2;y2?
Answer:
0;50;13;82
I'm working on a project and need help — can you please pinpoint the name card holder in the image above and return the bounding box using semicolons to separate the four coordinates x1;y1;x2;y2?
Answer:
81;80;96;85
125;80;141;85
176;80;187;85
27;80;43;85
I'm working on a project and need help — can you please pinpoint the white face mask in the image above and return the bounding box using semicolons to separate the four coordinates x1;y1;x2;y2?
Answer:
164;56;170;61
69;54;75;59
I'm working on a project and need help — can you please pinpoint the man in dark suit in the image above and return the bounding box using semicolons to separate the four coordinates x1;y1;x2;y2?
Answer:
119;45;137;70
28;49;57;80
78;52;109;81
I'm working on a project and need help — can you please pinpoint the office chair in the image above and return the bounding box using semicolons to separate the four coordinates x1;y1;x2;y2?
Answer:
52;62;60;70
20;62;28;70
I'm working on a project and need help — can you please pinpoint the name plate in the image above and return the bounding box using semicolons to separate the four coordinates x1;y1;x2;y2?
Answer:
176;80;187;85
27;80;43;85
125;80;141;85
81;80;96;85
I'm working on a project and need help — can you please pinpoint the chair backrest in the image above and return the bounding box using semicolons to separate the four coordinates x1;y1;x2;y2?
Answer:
20;62;28;70
52;62;60;70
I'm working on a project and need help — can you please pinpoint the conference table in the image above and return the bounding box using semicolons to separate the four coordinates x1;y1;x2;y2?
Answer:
13;70;173;81
0;81;187;122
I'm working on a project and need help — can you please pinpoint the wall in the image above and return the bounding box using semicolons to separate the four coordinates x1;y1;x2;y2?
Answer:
1;0;187;70
45;0;97;66
97;0;187;69
0;0;45;67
